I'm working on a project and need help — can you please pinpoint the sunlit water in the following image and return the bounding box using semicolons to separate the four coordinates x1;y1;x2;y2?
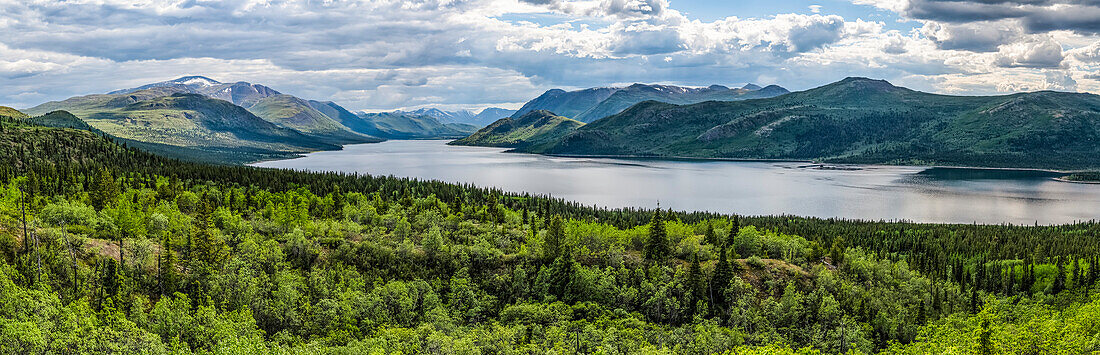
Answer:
252;140;1100;225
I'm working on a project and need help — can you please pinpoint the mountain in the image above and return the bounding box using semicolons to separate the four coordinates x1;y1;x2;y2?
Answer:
403;108;476;123
473;107;518;126
112;76;281;107
513;77;1100;170
380;107;515;127
356;112;479;139
25;89;338;163
511;87;620;119
306;100;383;136
22;76;389;162
509;83;789;124
247;94;378;144
109;76;375;142
572;83;789;122
449;110;583;149
108;75;222;94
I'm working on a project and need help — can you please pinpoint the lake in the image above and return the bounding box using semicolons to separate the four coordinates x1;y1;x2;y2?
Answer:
252;140;1100;225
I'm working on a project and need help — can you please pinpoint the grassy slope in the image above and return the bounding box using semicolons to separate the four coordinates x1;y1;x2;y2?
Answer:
450;110;584;149
247;94;379;144
525;77;1100;169
306;100;388;139
22;89;342;162
358;112;479;139
0;106;28;119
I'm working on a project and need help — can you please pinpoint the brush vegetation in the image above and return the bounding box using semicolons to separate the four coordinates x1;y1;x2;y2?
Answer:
0;114;1099;354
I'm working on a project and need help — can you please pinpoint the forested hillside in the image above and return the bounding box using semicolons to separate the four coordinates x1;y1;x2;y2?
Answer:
0;113;1099;354
449;110;584;149
524;77;1100;170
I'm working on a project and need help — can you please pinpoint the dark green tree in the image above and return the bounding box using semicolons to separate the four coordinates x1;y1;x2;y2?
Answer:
545;215;565;261
644;210;669;262
704;222;718;246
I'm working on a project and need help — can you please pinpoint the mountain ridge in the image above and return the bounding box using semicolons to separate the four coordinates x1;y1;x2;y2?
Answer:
450;110;583;149
478;77;1100;170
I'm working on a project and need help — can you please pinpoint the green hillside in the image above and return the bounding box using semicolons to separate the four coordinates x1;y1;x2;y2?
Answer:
0;106;28;119
247;94;380;144
523;77;1100;170
22;88;352;163
450;110;584;149
82;93;337;160
306;99;387;137
573;84;789;122
26;110;95;131
1;118;1100;354
358;112;479;139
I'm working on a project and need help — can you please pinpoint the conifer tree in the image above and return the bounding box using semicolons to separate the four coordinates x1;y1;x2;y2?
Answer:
545;215;565;261
711;247;732;313
704;222;718;246
726;216;740;248
1053;258;1066;294
159;233;178;296
687;254;705;308
644;209;669;262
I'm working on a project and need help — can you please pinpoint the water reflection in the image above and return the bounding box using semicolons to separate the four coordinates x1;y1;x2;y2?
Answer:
252;140;1100;225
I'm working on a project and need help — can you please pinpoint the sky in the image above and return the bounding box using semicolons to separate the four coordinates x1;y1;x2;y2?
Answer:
1;0;1099;112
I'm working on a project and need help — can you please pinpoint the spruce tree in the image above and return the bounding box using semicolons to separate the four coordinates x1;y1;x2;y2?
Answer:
687;254;705;305
644;209;669;262
158;233;178;296
726;216;741;248
1053;258;1066;294
545;215;565;261
711;247;732;313
704;223;718;246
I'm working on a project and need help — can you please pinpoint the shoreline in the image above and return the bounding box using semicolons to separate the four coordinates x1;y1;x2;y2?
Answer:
253;140;1100;179
1053;177;1100;184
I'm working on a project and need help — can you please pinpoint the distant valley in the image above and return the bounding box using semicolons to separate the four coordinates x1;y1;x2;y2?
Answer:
21;76;491;163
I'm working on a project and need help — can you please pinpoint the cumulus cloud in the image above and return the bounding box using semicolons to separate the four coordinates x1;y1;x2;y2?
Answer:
995;36;1065;68
1044;70;1078;91
1;0;1099;110
922;21;1022;52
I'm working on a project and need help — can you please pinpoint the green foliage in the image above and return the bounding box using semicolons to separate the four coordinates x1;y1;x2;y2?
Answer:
644;209;670;262
517;77;1100;170
450;110;585;149
0;120;1099;353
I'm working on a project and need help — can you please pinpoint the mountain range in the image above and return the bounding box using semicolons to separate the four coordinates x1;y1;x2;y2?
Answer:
384;107;516;127
21;76;478;162
460;77;1100;170
355;111;479;139
511;83;789;123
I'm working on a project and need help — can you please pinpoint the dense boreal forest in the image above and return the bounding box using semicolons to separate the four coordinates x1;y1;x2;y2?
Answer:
1;113;1100;354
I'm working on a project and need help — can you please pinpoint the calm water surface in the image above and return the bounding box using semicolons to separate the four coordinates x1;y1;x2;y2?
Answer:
253;140;1100;225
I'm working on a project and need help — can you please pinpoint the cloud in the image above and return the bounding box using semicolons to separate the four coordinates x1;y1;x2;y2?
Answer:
1069;40;1100;62
1044;70;1078;91
1;0;1099;111
922;21;1022;52
869;0;1100;35
995;36;1065;68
